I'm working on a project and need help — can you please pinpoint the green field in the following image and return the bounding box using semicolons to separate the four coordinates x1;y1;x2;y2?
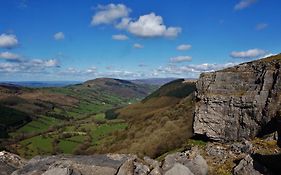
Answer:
17;116;60;133
12;113;127;158
58;140;79;154
18;135;54;157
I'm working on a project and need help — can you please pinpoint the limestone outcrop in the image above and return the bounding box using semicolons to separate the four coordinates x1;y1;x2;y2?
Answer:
194;54;281;142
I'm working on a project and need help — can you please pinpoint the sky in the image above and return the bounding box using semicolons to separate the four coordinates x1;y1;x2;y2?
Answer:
0;0;280;81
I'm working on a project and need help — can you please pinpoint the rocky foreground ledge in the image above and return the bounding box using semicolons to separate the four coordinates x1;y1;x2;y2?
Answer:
1;140;280;175
0;148;208;175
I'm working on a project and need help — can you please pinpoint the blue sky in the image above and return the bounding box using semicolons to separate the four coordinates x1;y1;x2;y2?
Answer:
0;0;280;81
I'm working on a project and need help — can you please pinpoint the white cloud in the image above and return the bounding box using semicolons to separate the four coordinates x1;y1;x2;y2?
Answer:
234;0;257;10
91;4;131;25
0;52;20;60
170;56;192;63
66;67;81;74
156;62;239;76
120;13;181;38
92;4;181;38
112;34;129;40
256;23;268;30
0;34;18;49
30;59;60;68
230;49;266;59
86;67;97;74
0;62;18;73
133;43;144;49
98;70;142;78
0;58;60;74
54;32;65;40
115;17;131;29
44;59;60;67
177;44;192;51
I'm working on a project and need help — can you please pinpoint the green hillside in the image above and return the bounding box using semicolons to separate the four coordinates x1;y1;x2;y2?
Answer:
101;79;197;158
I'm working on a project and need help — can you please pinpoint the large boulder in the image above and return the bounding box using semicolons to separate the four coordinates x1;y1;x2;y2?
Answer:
164;163;194;175
194;54;281;142
162;148;208;175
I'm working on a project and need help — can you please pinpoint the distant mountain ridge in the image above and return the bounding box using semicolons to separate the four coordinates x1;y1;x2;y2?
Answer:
0;81;81;88
130;78;178;85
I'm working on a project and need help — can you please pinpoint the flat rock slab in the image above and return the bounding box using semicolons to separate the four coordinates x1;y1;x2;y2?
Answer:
12;154;133;175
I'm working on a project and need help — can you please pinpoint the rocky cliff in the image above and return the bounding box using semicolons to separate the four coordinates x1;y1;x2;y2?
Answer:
194;54;281;142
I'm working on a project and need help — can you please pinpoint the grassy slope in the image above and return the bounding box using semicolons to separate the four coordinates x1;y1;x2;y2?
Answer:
100;79;197;158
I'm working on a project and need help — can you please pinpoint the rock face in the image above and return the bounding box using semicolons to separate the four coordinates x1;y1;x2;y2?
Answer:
194;54;281;141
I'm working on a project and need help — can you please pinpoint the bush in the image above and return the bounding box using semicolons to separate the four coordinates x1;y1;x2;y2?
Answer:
105;108;119;120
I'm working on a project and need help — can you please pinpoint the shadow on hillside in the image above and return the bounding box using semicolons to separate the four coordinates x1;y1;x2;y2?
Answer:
257;115;281;147
252;153;281;175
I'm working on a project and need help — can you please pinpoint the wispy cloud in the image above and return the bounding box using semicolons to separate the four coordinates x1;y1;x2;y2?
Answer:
0;51;21;61
156;62;239;77
91;4;131;25
133;43;144;49
176;44;192;51
170;56;192;63
256;23;268;30
0;52;60;74
86;67;97;74
230;48;266;59
54;32;65;40
234;0;257;10
112;34;129;40
0;57;60;74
